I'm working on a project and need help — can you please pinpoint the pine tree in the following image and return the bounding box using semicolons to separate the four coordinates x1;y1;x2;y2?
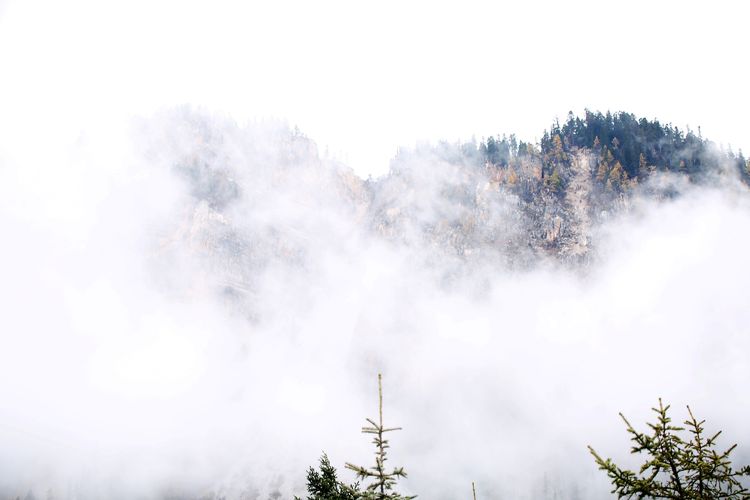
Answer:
552;134;566;163
546;167;562;193
589;399;750;499
610;161;624;191
597;161;610;184
638;153;649;179
345;374;416;500
296;454;361;500
597;147;614;185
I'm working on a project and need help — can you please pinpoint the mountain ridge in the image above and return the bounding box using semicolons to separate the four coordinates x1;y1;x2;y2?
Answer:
148;108;750;306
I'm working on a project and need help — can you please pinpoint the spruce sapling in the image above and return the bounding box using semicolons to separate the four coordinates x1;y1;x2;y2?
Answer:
345;374;416;500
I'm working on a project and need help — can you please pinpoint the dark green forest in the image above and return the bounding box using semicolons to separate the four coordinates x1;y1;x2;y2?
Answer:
490;110;747;182
398;110;749;194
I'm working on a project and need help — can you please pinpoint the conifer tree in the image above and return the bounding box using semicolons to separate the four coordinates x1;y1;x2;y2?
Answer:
589;399;750;499
621;169;630;191
552;134;566;163
609;161;625;191
597;147;613;184
638;153;649;179
546;167;562;193
345;374;416;500
296;454;361;500
597;161;610;184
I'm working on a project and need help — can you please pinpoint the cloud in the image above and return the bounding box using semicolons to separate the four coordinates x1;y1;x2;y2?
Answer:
1;109;749;499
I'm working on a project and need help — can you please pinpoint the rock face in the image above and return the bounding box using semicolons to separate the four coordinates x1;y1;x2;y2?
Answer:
365;147;606;267
561;153;593;257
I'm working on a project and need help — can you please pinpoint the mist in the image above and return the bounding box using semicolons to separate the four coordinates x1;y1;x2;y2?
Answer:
1;109;749;500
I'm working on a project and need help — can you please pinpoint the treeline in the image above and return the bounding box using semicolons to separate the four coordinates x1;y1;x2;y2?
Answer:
375;110;750;261
483;110;748;190
392;110;750;206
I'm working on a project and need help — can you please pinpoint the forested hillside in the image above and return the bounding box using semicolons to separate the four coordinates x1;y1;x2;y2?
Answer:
153;108;750;307
368;110;749;266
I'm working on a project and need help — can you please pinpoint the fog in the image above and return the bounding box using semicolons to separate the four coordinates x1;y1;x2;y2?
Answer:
0;110;749;499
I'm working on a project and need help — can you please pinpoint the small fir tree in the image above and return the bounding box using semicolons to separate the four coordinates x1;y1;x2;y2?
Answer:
545;167;562;193
589;399;750;499
296;454;361;500
597;147;613;184
609;161;627;191
552;134;566;164
597;161;610;184
638;153;649;179
345;374;415;500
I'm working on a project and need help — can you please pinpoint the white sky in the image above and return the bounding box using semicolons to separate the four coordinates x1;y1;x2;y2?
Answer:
0;0;748;176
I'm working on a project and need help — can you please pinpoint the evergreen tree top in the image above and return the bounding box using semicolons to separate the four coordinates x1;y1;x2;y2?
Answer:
345;374;416;500
589;399;750;499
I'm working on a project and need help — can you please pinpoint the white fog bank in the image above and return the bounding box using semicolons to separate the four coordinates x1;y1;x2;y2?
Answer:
0;113;749;499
